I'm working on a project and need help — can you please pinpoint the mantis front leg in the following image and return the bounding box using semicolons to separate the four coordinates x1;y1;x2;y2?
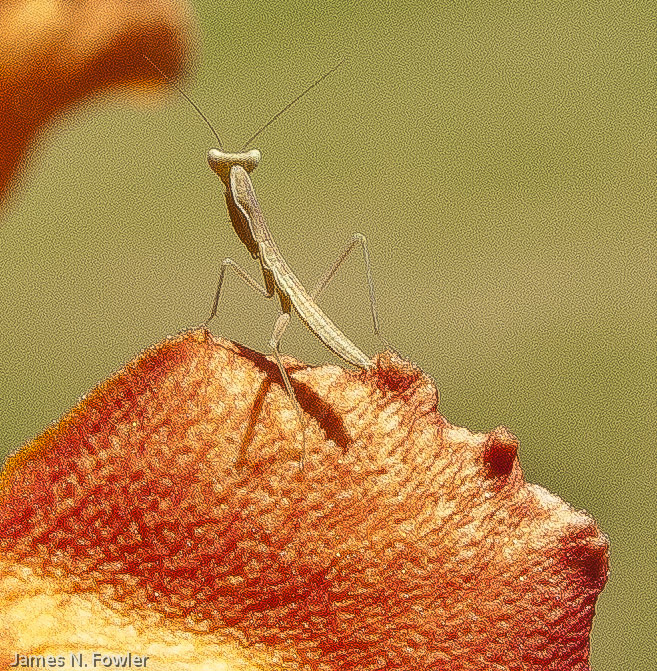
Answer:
205;259;306;469
269;311;306;470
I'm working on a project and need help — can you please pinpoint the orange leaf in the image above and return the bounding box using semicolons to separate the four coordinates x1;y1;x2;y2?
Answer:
0;0;195;203
0;329;608;670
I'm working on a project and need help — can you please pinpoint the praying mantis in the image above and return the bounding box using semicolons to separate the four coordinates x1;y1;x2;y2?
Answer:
145;57;385;467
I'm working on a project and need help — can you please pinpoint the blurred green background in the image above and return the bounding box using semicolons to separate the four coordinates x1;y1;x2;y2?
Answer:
1;1;654;668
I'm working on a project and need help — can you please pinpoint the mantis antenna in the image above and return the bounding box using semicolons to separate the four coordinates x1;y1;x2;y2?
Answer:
142;54;345;149
142;55;223;149
240;58;346;150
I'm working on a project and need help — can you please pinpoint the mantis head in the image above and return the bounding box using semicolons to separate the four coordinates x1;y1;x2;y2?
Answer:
207;149;261;187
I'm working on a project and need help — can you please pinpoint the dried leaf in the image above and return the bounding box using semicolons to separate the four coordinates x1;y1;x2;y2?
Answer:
0;329;608;670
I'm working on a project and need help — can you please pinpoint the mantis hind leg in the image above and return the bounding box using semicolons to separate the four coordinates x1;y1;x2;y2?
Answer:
311;233;397;353
269;312;306;471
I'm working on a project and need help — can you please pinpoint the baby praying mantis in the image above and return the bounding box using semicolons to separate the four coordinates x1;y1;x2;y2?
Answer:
144;57;384;467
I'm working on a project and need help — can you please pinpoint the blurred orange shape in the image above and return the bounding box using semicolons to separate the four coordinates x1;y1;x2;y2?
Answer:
0;0;195;202
0;329;608;670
